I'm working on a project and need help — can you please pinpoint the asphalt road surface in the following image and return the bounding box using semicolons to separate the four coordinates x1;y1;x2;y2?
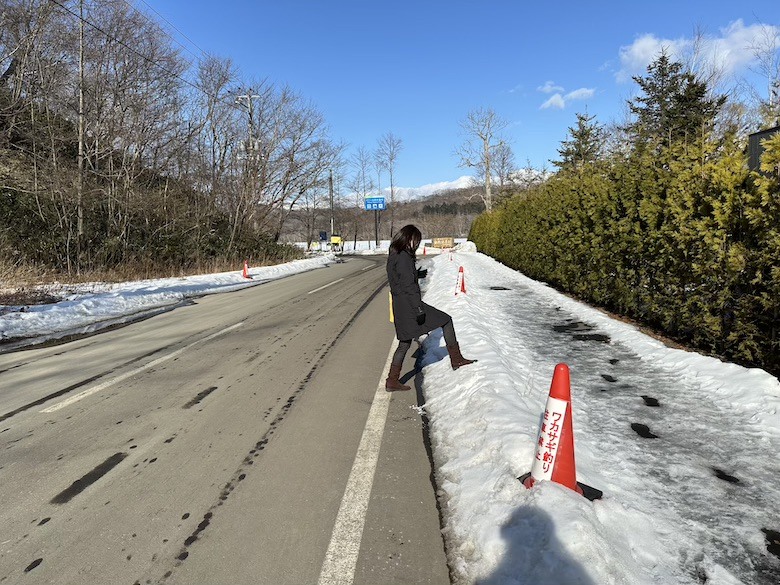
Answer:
0;256;450;585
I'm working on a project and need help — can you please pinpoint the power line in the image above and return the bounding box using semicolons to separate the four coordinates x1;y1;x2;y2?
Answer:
48;0;242;112
123;0;210;63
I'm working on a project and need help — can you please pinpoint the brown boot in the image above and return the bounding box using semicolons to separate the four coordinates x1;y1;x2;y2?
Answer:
447;343;477;370
385;363;411;391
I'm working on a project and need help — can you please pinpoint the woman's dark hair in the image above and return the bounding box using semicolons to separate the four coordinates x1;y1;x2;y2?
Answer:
389;224;422;255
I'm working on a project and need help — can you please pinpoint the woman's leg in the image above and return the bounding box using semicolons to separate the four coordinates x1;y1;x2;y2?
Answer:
392;339;412;366
441;319;476;370
442;319;457;346
386;339;413;391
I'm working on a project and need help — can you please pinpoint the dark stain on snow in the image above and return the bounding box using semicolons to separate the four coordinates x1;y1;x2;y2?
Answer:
553;321;593;334
712;468;740;484
641;395;661;407
489;286;511;290
553;320;611;343
762;528;780;559
574;333;611;343
601;374;618;383
630;423;659;439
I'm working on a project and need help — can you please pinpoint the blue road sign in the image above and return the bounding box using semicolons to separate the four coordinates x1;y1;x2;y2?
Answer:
364;197;386;211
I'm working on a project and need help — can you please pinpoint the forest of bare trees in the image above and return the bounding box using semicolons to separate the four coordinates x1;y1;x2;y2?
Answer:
0;0;347;277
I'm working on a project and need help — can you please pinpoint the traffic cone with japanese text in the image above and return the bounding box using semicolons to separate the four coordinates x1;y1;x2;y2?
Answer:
455;265;466;295
519;363;602;500
242;260;251;279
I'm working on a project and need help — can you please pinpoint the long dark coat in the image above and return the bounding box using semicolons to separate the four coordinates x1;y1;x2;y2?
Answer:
386;249;450;341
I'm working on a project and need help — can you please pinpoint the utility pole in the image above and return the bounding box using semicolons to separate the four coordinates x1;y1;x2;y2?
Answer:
76;0;85;274
329;168;334;238
235;90;261;149
231;89;261;250
375;161;381;248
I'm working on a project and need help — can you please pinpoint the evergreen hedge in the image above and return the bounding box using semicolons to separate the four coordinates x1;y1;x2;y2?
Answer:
470;135;780;375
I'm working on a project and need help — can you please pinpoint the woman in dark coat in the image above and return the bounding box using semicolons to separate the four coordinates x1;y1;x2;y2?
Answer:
385;224;476;391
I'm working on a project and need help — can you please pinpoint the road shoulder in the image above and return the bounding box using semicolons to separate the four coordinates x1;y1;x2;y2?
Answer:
354;344;451;585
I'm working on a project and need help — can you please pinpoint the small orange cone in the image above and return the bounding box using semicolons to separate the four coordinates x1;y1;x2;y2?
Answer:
242;260;251;279
455;265;466;295
519;364;602;500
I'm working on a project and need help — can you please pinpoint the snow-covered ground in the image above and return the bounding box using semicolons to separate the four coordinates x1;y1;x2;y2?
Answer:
0;256;333;349
1;246;779;584
293;238;467;253
418;244;780;585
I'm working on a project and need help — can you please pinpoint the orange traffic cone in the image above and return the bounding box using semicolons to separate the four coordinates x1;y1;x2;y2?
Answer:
455;265;466;295
519;364;602;500
242;260;251;279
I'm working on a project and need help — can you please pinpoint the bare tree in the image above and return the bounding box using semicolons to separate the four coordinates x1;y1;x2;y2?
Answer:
493;140;515;191
683;27;730;94
376;131;402;234
454;107;509;211
347;146;374;247
0;0;350;272
748;24;780;126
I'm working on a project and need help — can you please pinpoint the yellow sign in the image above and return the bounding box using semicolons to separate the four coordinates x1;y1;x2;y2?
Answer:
432;237;454;249
330;235;343;245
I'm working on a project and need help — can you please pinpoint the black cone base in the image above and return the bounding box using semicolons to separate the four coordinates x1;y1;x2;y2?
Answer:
518;472;603;502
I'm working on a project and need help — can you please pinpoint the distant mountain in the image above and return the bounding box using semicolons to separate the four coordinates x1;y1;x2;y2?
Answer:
386;176;474;201
388;168;550;201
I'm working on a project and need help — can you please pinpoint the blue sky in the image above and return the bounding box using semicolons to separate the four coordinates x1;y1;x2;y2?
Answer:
144;0;779;189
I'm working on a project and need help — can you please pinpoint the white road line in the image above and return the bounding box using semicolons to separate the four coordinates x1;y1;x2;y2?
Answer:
361;264;374;271
40;322;244;413
307;278;344;295
317;346;394;585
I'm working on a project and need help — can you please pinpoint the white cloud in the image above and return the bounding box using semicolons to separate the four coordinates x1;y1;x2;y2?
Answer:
537;81;564;94
703;20;777;76
616;20;780;83
540;93;566;110
565;88;596;101
616;34;689;82
539;87;595;110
